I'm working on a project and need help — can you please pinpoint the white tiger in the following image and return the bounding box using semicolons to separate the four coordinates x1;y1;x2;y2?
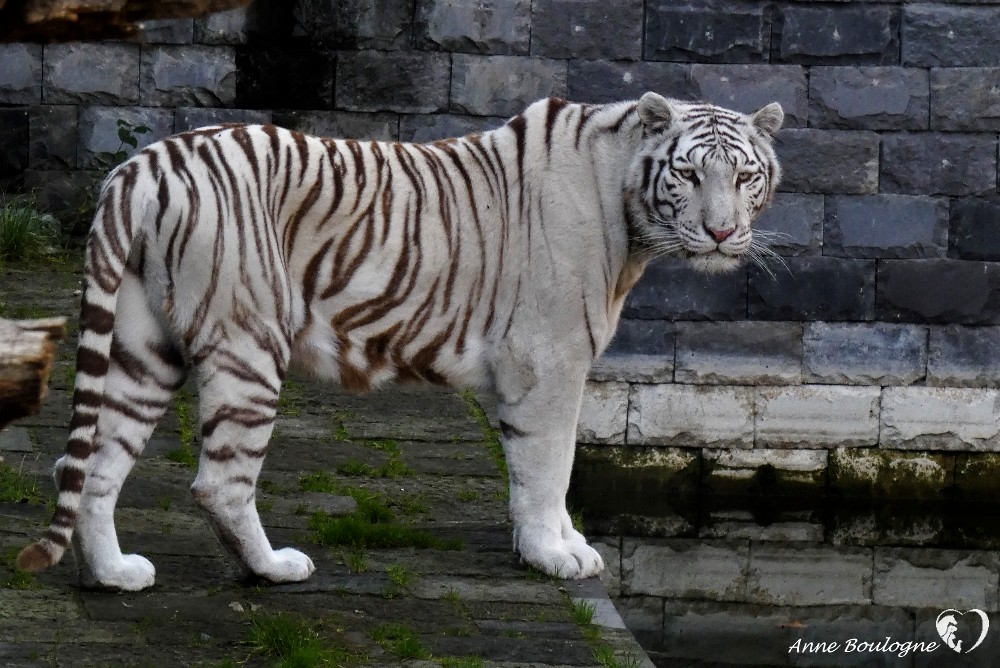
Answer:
19;92;783;590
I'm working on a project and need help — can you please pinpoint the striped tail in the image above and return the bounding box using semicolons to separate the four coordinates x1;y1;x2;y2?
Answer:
17;163;143;572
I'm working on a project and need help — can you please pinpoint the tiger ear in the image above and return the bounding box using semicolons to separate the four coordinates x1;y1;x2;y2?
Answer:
751;102;784;137
637;92;676;133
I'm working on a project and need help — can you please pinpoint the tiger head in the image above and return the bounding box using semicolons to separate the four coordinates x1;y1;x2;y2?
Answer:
627;92;784;274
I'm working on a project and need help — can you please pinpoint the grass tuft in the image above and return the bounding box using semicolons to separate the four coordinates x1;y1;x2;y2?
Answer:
0;458;43;504
439;657;484;668
571;599;596;626
0;195;59;266
165;388;197;467
370;622;431;660
247;611;361;667
459;390;507;486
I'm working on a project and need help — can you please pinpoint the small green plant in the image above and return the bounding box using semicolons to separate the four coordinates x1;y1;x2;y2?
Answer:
278;378;305;417
93;119;152;172
386;563;415;589
1;547;38;589
0;195;59;265
343;549;368;573
158;496;173;511
371;623;430;660
457;489;480;502
571;599;596;626
0;459;43;504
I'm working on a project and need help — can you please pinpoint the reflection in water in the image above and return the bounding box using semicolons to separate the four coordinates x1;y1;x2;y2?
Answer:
570;450;1000;667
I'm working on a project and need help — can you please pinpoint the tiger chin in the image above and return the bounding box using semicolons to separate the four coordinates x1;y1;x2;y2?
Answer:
18;92;782;591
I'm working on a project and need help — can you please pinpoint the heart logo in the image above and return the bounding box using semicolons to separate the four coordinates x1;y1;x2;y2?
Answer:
935;609;990;654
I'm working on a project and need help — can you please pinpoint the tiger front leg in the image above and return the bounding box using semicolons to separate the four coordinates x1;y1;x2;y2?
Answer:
493;349;603;579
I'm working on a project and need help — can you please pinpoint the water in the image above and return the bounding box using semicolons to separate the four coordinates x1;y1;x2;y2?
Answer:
570;449;1000;667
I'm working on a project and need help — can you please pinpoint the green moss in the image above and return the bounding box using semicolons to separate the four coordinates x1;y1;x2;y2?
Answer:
278;378;305;417
1;547;38;589
460;390;508;503
336;455;413;478
165;388;198;467
457;489;480;502
438;658;483;668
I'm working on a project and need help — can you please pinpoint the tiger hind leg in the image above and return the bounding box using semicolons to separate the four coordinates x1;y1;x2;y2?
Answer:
189;344;315;584
71;271;186;591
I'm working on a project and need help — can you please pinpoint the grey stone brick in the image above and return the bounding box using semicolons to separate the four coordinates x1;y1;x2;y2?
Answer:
399;114;506;142
273;110;398;142
749;543;872;605
175;108;272;132
295;0;413;50
825;194;948;259
338;51;450;114
588;356;673;383
904;4;1000;67
777;5;899;64
451;55;567;117
775;129;879;194
704;448;827;490
749;257;876;321
606;318;674;356
29;105;77;170
882;387;1000;451
914;610;1000;666
577;381;628;444
43;43;140;105
674;321;802;385
874;548;999;611
530;0;642;60
0;109;28;180
77;107;173;170
660;601;912;667
615;596;661;649
0;43;41;104
949;197;1000;261
623;257;746;321
877;259;1000;325
137;18;194;44
804;322;927;386
414;0;529;55
928;326;1000;388
931;68;1000;131
140;45;236;107
753;193;823;256
689;64;807;128
236;48;335;110
23;170;97;218
645;0;770;63
567;61;691;105
194;7;248;45
623;538;749;600
810;66;928;130
755;386;880;449
881;133;997;196
628;384;754;448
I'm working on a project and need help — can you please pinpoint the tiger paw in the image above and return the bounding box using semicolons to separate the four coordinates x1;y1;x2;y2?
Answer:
255;547;316;583
81;553;156;591
516;526;604;580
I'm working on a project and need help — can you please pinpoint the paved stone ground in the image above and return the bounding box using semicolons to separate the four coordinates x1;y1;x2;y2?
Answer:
0;266;652;668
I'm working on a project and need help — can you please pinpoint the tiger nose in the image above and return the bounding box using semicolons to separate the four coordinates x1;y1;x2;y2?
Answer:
705;225;735;243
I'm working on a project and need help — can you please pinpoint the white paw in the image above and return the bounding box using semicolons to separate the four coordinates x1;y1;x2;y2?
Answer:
258;547;315;583
82;554;156;591
516;526;604;579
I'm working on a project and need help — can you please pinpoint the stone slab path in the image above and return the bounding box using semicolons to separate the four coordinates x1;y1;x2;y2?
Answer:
0;266;651;668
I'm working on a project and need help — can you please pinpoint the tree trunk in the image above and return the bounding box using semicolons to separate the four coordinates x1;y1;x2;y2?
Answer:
0;317;66;430
0;0;252;42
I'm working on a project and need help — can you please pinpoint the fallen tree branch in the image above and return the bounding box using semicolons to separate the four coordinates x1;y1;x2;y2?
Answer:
0;317;66;429
0;0;252;42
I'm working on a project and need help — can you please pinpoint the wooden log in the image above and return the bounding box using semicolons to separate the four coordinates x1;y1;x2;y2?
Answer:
0;317;66;430
0;0;252;42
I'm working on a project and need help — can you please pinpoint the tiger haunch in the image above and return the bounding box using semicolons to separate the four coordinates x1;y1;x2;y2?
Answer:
19;94;782;589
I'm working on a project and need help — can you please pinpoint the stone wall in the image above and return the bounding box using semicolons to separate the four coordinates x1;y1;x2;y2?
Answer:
2;4;1000;480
